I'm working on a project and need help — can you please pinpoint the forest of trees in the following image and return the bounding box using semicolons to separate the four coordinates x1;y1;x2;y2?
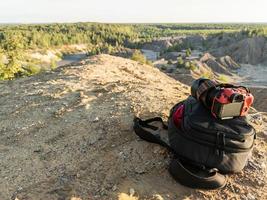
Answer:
0;23;140;79
1;22;267;80
0;23;139;49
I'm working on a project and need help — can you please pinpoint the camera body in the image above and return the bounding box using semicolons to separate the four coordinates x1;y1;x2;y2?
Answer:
191;78;254;119
209;87;254;119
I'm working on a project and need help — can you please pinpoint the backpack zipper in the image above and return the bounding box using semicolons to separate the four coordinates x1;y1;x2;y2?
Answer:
180;122;254;153
186;118;255;141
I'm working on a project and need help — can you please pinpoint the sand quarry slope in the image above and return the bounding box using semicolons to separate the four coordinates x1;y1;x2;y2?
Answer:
0;54;266;200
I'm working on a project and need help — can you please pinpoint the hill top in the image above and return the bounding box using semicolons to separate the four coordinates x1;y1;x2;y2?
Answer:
0;55;266;200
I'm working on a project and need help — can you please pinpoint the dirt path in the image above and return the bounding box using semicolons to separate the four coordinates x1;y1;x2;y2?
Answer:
0;55;266;200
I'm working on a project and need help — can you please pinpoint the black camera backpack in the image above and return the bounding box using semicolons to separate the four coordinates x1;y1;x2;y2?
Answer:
133;96;255;189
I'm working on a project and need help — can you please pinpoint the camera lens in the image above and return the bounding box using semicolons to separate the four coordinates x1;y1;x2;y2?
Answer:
230;94;244;102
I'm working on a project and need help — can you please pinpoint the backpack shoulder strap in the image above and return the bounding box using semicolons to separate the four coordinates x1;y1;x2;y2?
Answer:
133;117;172;151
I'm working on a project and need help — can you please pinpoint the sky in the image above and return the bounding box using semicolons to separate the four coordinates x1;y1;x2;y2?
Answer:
1;0;267;23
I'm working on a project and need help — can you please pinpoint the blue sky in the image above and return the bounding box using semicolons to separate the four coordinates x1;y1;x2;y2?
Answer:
1;0;267;23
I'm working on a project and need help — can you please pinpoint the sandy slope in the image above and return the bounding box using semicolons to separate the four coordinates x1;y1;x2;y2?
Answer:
0;55;266;200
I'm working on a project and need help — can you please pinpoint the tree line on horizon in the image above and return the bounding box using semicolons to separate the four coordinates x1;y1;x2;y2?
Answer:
0;22;267;80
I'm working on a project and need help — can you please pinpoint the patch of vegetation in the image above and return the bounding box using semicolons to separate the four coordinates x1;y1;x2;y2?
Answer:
131;50;152;65
186;48;192;57
176;56;197;71
189;62;198;71
176;56;184;68
0;23;140;80
218;74;229;83
0;35;25;80
201;72;214;79
50;59;58;70
23;64;42;75
184;61;198;71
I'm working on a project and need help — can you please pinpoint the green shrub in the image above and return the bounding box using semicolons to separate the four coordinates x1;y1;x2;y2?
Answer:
24;64;41;75
177;56;184;68
131;50;147;64
50;59;57;70
184;61;191;69
186;48;192;57
55;51;63;58
0;54;24;80
218;75;229;83
189;62;198;71
201;72;213;79
183;61;198;71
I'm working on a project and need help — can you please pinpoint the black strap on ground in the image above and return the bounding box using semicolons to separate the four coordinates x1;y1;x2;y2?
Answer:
133;117;172;152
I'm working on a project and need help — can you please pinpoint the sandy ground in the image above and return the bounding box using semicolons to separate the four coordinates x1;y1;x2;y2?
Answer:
0;55;266;200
